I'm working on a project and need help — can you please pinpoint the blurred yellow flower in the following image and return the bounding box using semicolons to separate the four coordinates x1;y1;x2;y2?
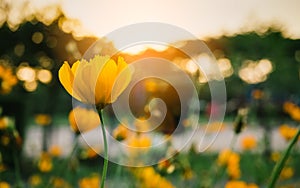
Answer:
0;117;9;129
217;149;241;179
79;175;100;188
68;107;100;133
0;64;18;94
227;163;241;180
80;147;100;159
217;149;232;166
271;152;281;162
225;181;258;188
48;145;62;157
127;134;152;156
280;167;294;180
279;124;299;141
134;167;174;188
35;114;52;126
127;134;151;148
283;102;300;122
29;174;42;186
38;152;52;172
113;124;130;141
241;135;257;150
51;177;71;188
0;181;10;188
225;181;247;188
59;55;131;108
252;89;264;100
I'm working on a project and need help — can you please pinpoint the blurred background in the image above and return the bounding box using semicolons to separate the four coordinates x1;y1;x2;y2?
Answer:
0;0;299;187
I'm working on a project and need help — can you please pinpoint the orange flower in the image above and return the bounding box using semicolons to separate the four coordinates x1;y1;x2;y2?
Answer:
49;145;62;157
217;149;241;179
0;117;9;129
38;152;52;172
225;181;258;188
280;167;294;180
279;124;298;141
241;135;257;150
0;181;10;188
283;102;300;122
59;55;131;109
35;114;52;126
0;64;18;94
79;175;100;188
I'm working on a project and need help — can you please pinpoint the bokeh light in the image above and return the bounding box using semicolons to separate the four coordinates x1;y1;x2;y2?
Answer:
37;69;52;84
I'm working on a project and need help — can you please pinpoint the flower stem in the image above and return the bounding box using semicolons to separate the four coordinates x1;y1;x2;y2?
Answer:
267;126;300;188
99;110;108;188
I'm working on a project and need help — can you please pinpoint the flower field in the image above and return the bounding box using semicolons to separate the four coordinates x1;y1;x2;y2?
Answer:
0;1;300;188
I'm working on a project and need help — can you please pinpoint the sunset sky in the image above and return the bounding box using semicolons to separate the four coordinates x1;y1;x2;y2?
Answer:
59;0;300;39
2;0;300;41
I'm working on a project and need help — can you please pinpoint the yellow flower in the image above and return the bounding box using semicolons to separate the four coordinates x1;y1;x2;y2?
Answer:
79;175;100;188
127;134;152;148
241;135;257;150
59;55;131;108
113;124;131;141
217;149;232;166
283;102;300;122
225;181;247;188
0;64;18;94
279;124;298;141
68;107;100;133
0;181;10;188
280;167;294;180
51;177;71;188
29;174;42;186
217;149;241;179
133;167;174;188
227;163;241;179
38;152;52;172
48;145;62;157
127;134;152;156
0;117;9;129
35;114;52;126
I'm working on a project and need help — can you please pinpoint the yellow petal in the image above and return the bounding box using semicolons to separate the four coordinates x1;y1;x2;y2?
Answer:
71;60;80;74
73;62;96;104
95;59;118;104
111;57;132;102
59;61;82;102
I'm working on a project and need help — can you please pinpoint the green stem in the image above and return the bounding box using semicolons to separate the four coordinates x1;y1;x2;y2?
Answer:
99;110;108;188
267;126;300;188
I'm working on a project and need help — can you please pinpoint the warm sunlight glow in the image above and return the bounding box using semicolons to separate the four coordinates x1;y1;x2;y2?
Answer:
17;66;36;82
121;44;168;55
239;59;273;84
37;69;52;84
217;58;234;78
